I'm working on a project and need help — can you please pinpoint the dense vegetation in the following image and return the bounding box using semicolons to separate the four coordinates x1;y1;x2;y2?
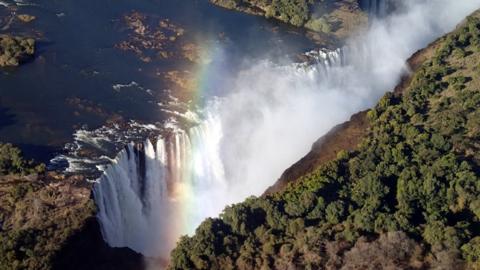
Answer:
265;0;314;27
0;185;95;270
0;144;94;270
169;13;480;269
0;35;35;67
0;143;45;176
0;143;142;269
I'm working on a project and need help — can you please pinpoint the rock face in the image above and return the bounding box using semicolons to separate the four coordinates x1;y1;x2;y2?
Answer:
264;110;369;195
0;35;35;67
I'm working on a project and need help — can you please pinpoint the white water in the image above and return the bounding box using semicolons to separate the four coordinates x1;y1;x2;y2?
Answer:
94;0;480;260
94;115;227;257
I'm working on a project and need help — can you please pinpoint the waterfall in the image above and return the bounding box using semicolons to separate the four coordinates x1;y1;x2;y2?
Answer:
93;50;343;258
92;0;480;261
294;48;344;78
360;0;397;18
93;115;228;257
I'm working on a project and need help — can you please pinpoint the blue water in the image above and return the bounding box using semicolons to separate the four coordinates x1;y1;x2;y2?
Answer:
0;0;317;162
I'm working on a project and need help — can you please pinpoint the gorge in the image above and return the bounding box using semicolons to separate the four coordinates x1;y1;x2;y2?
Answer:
92;0;480;265
1;0;480;269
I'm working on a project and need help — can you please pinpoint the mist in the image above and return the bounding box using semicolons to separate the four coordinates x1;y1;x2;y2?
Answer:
210;0;480;203
95;0;480;266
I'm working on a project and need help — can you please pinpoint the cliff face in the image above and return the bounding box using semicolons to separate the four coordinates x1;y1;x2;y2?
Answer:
264;110;369;195
168;11;480;270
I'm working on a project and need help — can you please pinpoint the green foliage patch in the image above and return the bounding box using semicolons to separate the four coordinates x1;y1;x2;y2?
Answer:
0;143;45;176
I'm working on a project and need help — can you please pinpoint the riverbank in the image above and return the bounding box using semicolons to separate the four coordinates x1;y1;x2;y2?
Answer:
209;0;368;45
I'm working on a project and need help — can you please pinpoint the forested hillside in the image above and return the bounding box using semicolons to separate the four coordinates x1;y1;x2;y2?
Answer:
169;11;480;270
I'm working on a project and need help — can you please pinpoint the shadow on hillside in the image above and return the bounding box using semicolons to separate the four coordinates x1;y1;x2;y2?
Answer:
51;217;144;270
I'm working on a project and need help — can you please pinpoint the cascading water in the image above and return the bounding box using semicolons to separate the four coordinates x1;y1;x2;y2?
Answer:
92;0;480;263
93;51;342;258
93;114;228;257
360;0;398;18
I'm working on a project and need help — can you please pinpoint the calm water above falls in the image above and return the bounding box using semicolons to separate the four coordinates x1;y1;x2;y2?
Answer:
0;0;315;162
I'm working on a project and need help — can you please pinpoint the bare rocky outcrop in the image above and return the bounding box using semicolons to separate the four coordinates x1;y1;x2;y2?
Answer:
17;14;36;23
0;35;35;67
